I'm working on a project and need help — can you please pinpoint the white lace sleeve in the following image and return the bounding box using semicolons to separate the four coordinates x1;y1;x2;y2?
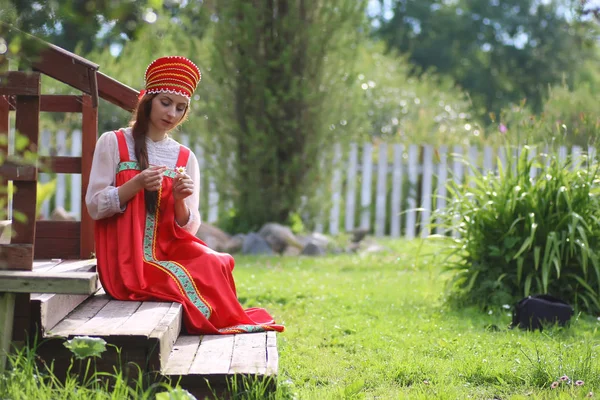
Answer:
85;131;124;220
177;150;202;235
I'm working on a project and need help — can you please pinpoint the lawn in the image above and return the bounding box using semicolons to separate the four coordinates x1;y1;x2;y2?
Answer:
233;239;600;399
1;239;599;400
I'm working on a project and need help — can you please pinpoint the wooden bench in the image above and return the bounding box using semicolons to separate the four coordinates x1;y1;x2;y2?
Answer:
23;260;279;397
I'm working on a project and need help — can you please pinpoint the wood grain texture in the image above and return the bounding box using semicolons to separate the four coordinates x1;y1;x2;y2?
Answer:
0;244;33;270
44;294;110;336
80;95;97;259
229;333;267;375
73;300;141;336
111;302;171;337
163;335;201;375
0;72;41;96
0;271;98;294
40;95;82;113
187;335;235;375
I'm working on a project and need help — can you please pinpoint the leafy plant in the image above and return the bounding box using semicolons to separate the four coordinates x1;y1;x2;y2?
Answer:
434;146;600;313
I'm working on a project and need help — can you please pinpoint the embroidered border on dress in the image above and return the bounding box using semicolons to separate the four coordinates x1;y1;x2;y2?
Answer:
218;324;277;334
118;161;212;319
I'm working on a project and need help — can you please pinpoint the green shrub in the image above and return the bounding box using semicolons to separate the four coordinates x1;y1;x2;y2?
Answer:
434;146;600;313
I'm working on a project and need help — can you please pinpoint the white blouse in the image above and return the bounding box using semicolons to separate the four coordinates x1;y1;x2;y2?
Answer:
85;127;202;235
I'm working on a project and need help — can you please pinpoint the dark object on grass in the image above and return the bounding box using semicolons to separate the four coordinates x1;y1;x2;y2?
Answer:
511;294;574;331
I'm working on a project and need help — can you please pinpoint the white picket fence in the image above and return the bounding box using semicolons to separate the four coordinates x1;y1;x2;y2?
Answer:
33;130;591;238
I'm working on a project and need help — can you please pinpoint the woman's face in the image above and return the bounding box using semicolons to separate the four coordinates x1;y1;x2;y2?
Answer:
149;93;188;133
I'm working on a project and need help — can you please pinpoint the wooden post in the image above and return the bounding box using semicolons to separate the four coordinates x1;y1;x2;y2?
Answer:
80;94;97;259
10;72;40;344
0;96;8;219
0;292;15;372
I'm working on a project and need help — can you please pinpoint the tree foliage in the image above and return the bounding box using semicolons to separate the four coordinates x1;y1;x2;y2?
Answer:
376;0;600;120
206;0;367;232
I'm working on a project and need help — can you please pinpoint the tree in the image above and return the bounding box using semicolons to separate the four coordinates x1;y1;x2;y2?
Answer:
207;0;367;232
376;0;600;121
2;0;212;53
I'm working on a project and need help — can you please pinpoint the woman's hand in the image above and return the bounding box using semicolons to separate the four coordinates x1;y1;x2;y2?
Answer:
136;166;166;192
173;172;194;201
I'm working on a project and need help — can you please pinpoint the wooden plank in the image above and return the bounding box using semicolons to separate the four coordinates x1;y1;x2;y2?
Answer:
359;142;373;230
35;221;80;259
0;71;41;96
265;331;278;376
32;43;99;103
40;95;82;113
111;302;171;336
344;142;358;232
149;302;182;369
0;271;98;294
375;143;387;237
47;294;111;336
420;145;433;238
0;244;33;270
405;145;418;239
74;300;141;336
12;91;40;249
229;333;267;375
81;95;97;259
163;335;201;375
188;335;235;375
328;143;342;235
435;146;448;236
390;144;403;238
39;156;81;174
483;145;493;173
96;72;138;112
32;259;63;272
0;162;37;181
468;146;478;187
0;292;15;372
0;96;8;218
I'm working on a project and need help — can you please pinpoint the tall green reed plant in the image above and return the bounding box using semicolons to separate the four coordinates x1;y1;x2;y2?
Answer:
433;146;600;313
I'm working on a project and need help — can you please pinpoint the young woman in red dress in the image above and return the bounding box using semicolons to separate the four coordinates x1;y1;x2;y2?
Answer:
85;56;284;334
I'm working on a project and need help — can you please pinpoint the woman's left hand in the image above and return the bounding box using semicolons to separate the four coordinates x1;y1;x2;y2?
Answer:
173;173;194;201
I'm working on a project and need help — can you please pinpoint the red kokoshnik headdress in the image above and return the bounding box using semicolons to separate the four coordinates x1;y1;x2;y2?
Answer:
142;56;201;101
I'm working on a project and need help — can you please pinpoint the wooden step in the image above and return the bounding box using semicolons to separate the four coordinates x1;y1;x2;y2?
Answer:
163;331;279;396
30;259;98;335
37;292;182;377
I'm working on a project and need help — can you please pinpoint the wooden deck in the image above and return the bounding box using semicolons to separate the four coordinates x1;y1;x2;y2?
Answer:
28;259;279;397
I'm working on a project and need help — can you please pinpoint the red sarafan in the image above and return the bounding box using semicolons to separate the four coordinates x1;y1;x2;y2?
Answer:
94;129;284;334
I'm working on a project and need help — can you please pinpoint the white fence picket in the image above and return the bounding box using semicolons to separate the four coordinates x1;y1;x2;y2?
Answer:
360;143;373;230
44;133;600;239
375;143;387;237
39;130;51;219
345;143;358;232
390;144;403;238
329;143;342;236
405;144;418;239
435;145;448;235
55;130;67;211
420;145;433;238
70;130;82;218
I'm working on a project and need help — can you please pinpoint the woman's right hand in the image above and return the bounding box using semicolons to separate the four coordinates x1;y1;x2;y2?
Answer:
136;166;166;192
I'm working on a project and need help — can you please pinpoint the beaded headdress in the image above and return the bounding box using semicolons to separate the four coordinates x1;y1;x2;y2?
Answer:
140;56;201;101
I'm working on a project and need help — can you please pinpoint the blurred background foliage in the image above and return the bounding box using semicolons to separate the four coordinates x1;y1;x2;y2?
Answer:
0;0;599;229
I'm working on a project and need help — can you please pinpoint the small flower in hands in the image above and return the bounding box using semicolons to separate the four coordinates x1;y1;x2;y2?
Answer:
175;166;187;175
173;170;193;201
137;165;166;192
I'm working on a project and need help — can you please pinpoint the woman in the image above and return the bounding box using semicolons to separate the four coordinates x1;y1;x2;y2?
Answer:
85;56;284;334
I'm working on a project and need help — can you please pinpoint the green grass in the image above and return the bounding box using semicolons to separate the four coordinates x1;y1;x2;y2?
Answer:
2;239;599;399
232;239;600;399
